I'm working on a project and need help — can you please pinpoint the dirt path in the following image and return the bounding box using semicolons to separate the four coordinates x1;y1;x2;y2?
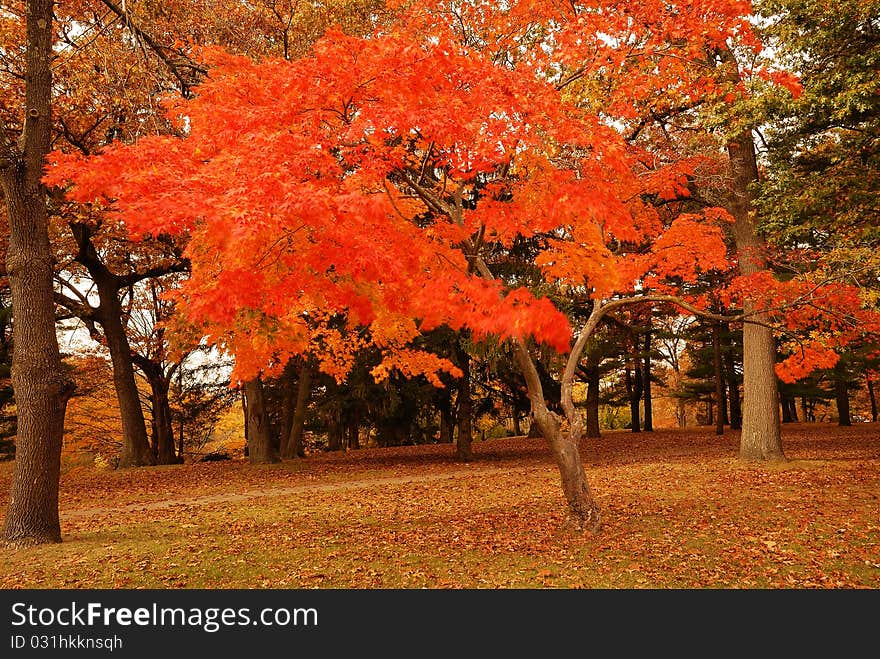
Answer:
59;464;546;520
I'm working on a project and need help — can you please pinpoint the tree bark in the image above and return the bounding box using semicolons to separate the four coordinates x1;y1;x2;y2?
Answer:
780;393;792;423
713;323;725;436
643;330;653;432
471;257;599;531
70;223;154;467
868;377;878;423
281;362;310;458
584;361;601;439
719;45;784;461
132;349;177;463
720;323;742;429
147;373;177;464
834;366;851;427
244;377;278;463
513;341;600;533
347;416;360;450
327;410;343;451
2;1;76;545
455;342;473;462
437;386;454;443
625;366;642;433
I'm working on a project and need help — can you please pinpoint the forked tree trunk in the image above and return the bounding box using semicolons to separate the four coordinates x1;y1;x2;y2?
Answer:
719;46;784;462
132;354;176;464
244;377;278;463
510;338;600;533
472;258;599;531
2;1;77;545
529;404;599;531
70;223;154;467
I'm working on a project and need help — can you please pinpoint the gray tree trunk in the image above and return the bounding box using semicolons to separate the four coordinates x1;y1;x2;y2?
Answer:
719;45;784;461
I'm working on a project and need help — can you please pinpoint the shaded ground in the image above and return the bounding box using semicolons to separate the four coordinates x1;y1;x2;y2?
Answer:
0;423;878;588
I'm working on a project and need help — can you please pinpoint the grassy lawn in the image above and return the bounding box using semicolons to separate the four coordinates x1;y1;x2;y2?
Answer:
1;423;878;588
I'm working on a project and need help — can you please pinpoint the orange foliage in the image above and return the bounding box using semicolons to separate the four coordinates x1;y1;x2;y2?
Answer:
47;1;836;383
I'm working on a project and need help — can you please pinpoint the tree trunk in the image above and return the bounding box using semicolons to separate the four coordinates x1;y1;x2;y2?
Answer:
720;324;742;429
278;363;296;450
868;377;878;423
834;367;851;427
800;396;810;423
507;337;600;531
2;1;76;545
438;388;454;443
132;354;177;464
719;46;784;461
529;405;599;531
244;377;278;463
241;392;249;457
780;393;792;423
472;258;599;531
281;362;310;458
788;397;799;422
70;223;154;468
100;286;153;467
455;342;473;462
584;362;601;439
625;366;642;433
643;330;653;432
148;374;177;464
713;323;725;436
347;417;360;450
327;411;343;451
178;413;185;460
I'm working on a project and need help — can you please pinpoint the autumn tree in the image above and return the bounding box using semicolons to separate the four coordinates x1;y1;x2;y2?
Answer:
49;5;751;530
0;0;78;545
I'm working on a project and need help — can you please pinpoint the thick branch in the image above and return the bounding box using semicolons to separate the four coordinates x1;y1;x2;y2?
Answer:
99;0;206;97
